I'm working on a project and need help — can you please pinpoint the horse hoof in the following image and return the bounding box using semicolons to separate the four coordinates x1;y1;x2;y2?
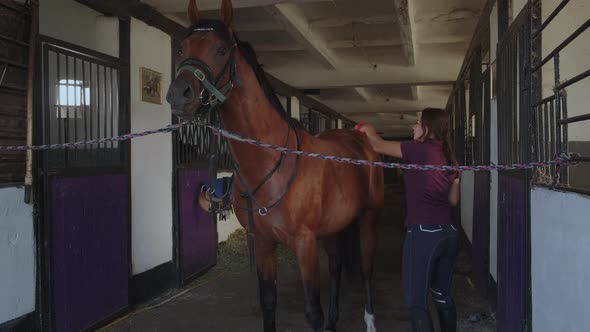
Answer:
364;309;376;332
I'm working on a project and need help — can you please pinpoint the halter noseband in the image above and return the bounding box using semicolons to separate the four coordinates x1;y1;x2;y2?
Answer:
175;27;241;113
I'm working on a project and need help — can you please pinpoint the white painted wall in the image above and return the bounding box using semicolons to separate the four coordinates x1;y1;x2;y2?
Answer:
460;171;475;242
531;187;590;332
290;97;300;120
337;119;343;129
0;187;35;324
277;95;288;112
40;0;119;58
490;4;498;63
130;18;173;275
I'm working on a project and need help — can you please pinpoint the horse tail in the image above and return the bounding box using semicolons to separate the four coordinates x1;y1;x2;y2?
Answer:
339;220;361;282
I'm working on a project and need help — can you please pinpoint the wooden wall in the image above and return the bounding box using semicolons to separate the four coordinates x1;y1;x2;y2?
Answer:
0;0;30;184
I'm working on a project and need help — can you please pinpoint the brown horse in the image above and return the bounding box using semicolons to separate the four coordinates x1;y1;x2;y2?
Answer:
166;1;384;331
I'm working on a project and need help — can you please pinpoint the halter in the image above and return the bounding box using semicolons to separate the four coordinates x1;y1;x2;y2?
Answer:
175;27;242;114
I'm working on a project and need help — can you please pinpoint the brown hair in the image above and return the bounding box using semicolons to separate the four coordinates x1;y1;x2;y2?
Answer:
418;108;458;167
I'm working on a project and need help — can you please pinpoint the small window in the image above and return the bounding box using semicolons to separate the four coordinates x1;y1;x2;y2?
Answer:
56;79;90;119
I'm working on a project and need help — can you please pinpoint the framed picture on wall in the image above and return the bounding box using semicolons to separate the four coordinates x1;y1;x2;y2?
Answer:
140;67;162;104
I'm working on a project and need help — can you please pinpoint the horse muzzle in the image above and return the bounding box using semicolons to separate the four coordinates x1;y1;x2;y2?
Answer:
166;77;202;119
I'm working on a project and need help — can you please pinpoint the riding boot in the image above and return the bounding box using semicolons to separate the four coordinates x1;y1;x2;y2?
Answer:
411;308;434;332
436;305;457;332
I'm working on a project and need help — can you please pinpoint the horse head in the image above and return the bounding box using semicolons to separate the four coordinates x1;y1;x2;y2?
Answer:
166;0;238;120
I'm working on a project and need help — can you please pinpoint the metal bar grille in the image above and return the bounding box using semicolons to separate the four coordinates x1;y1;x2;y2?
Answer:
531;1;590;190
531;0;569;40
497;6;530;167
172;119;233;170
42;41;123;170
532;18;590;72
468;48;483;165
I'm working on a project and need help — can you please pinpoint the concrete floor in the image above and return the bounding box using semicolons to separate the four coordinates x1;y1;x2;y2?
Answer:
104;184;495;332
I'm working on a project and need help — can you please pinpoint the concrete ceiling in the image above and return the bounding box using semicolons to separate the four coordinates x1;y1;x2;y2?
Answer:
143;0;486;137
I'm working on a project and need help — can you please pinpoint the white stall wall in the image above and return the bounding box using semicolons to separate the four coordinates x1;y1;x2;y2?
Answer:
290;97;300;120
0;188;35;324
531;187;590;332
40;0;119;57
130;18;173;275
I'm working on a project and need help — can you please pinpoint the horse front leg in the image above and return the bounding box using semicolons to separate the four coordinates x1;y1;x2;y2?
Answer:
323;236;342;331
359;209;380;332
255;237;278;332
294;229;324;332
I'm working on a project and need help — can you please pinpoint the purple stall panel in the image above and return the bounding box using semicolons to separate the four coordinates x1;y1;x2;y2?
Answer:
472;172;491;294
51;174;129;332
497;174;527;332
178;169;217;282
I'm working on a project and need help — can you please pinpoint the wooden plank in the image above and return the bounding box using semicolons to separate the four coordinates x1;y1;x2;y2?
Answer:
0;154;26;164
0;91;27;105
0;39;28;61
0;0;29;186
0;85;27;93
0;5;30;42
0;0;29;13
0;149;26;157
0;32;28;47
0;116;27;129
0;162;25;174
0;138;26;145
0;106;26;117
0;66;28;89
0;130;27;139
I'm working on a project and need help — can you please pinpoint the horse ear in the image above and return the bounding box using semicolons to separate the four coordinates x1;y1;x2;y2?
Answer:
187;0;200;25
219;0;233;28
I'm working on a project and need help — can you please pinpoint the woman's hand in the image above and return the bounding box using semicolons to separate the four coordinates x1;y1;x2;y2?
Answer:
355;122;403;158
355;122;378;139
355;122;382;149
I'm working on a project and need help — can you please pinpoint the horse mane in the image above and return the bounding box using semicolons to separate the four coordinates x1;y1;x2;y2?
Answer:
186;20;306;130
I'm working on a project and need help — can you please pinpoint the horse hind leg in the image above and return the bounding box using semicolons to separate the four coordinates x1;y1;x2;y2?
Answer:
359;209;380;332
323;236;342;331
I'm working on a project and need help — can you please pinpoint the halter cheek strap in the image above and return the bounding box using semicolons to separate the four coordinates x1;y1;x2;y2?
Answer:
175;44;242;111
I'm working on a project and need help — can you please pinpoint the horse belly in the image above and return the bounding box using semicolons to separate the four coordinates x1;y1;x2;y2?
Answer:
317;182;366;236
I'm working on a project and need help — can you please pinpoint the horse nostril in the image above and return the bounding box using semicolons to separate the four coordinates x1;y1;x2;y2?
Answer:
183;86;194;100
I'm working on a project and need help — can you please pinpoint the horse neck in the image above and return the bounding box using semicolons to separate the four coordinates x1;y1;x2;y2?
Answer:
219;54;292;170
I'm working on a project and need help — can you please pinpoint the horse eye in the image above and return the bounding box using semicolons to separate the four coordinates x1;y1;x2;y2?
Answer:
217;46;228;56
177;47;183;55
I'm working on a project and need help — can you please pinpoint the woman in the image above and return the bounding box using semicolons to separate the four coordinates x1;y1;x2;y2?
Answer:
357;108;461;332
